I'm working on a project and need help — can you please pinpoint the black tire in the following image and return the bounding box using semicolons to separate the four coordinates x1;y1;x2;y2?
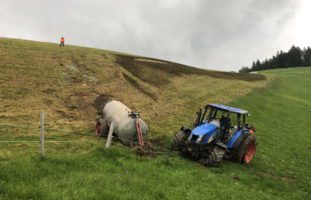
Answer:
199;144;226;167
230;134;256;163
96;118;108;136
171;130;189;151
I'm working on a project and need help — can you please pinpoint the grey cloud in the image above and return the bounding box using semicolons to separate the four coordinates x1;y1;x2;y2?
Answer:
0;0;302;71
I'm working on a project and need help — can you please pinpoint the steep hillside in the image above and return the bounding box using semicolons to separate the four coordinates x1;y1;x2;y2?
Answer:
0;38;267;149
0;62;310;199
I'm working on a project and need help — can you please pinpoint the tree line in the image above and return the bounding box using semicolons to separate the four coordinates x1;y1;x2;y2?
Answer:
239;45;311;73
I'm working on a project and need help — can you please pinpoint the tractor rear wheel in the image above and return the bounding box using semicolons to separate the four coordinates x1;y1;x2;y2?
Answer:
172;130;189;151
231;134;256;163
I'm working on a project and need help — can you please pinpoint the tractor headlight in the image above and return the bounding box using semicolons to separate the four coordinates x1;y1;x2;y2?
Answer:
196;136;202;143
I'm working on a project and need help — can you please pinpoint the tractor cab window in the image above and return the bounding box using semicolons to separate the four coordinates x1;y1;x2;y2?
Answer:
224;113;243;129
214;111;227;120
219;112;231;130
208;109;222;121
206;108;215;122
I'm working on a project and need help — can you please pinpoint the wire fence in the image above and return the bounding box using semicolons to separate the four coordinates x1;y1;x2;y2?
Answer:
0;115;177;158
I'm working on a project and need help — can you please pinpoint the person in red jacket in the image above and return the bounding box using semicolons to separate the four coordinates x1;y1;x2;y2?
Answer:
60;36;65;47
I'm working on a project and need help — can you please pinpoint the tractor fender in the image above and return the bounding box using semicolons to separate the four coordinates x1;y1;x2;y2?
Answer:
227;130;249;149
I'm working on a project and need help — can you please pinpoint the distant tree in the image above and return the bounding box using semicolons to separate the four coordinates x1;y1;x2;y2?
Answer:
276;51;287;68
239;45;310;72
251;61;256;69
286;45;303;67
303;47;311;66
239;66;250;73
254;59;261;71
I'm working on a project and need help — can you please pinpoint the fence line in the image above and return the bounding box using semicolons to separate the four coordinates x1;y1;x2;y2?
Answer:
0;135;176;155
0;113;177;156
0;141;38;143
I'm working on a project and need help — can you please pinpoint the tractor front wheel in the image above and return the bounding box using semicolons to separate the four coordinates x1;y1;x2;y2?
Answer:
172;129;189;151
199;144;226;167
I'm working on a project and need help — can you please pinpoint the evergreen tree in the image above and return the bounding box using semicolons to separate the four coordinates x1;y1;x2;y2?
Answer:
303;47;311;66
287;45;303;67
239;45;310;73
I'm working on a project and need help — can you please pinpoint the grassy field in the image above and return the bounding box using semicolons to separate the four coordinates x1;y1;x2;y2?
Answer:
0;38;310;199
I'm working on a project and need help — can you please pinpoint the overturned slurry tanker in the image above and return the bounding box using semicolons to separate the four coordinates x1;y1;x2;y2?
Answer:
96;100;149;146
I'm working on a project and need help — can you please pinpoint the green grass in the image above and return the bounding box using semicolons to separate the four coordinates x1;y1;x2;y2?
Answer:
0;38;310;199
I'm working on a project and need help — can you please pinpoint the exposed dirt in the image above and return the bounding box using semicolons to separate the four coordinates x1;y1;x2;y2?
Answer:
257;171;295;182
65;92;91;109
93;93;113;114
117;56;171;87
136;146;159;158
116;55;266;83
149;135;168;147
122;73;158;101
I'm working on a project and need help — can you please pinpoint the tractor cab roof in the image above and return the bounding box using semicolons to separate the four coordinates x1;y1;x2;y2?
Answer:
207;104;249;115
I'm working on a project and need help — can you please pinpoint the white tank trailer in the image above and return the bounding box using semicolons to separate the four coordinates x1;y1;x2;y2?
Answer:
96;100;149;146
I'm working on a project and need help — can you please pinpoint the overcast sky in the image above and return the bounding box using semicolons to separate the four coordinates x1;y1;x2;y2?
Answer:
1;0;310;71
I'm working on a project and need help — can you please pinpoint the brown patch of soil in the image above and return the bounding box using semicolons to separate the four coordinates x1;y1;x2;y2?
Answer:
257;171;295;182
136;146;159;158
122;73;158;101
93;93;113;113
116;54;266;83
149;135;168;147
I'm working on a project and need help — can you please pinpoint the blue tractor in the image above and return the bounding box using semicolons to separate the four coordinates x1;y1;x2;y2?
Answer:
172;104;257;166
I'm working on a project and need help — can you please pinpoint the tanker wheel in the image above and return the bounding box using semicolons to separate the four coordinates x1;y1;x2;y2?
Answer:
199;145;226;167
95;118;108;136
171;130;189;151
231;134;256;163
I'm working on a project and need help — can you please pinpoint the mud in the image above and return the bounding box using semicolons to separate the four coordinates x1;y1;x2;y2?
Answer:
149;135;168;147
135;145;160;158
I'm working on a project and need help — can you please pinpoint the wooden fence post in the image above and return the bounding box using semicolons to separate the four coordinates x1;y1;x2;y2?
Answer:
40;112;45;157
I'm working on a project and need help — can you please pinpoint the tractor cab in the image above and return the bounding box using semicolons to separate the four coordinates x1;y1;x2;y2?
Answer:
195;104;249;128
190;104;250;144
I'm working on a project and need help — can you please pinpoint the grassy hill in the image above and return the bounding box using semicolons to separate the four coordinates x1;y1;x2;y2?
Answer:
0;38;310;199
0;38;267;154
